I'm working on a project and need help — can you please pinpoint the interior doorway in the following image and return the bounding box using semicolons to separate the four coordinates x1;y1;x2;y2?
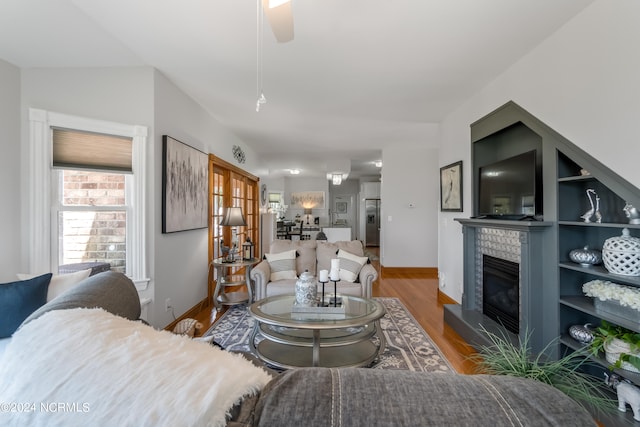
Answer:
333;195;355;238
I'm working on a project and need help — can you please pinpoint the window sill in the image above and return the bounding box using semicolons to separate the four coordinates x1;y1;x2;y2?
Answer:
132;277;150;291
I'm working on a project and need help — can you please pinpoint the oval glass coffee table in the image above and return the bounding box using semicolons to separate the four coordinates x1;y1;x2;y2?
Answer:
248;294;386;369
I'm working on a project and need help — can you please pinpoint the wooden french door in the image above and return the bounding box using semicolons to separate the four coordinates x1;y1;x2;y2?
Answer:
208;155;259;304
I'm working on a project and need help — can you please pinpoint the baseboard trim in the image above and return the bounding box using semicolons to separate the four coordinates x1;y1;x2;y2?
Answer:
380;266;438;279
437;289;457;305
164;298;209;331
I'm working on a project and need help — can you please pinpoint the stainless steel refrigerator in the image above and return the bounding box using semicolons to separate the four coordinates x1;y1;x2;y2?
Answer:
365;199;380;247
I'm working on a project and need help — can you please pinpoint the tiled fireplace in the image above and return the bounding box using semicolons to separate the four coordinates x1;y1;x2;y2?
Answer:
476;228;522;334
444;218;552;353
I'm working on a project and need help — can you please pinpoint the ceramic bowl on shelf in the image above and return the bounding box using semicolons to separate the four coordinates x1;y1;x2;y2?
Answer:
569;246;602;266
568;323;594;344
602;228;640;276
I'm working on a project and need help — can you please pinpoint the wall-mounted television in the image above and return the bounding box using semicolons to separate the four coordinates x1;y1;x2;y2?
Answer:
478;150;542;219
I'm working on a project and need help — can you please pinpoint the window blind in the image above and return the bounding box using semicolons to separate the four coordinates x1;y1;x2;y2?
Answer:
52;128;133;172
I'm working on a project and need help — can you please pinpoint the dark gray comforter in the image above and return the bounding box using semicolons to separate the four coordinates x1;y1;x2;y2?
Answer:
230;367;596;426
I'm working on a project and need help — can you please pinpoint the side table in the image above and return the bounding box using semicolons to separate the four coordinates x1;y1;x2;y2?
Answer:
210;257;259;310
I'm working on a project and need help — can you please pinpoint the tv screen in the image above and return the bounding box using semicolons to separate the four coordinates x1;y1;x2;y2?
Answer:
478;150;540;218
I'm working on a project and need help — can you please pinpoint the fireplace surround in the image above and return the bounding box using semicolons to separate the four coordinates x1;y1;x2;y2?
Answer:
444;218;552;353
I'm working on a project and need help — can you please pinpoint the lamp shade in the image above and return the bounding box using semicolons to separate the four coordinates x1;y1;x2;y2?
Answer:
219;207;247;227
304;208;312;215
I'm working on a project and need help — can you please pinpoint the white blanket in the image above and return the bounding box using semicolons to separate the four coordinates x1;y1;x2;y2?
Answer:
0;308;272;427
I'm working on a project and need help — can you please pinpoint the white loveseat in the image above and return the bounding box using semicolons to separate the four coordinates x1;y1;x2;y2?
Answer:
250;239;377;301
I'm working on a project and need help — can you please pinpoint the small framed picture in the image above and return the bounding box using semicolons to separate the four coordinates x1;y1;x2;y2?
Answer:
440;161;463;212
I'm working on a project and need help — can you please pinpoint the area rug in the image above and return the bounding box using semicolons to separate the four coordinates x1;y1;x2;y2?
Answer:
203;297;453;372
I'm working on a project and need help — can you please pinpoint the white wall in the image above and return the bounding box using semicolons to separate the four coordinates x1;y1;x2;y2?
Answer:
381;143;439;267
21;67;154;127
0;59;21;281
152;70;259;327
438;0;640;302
16;66;259;327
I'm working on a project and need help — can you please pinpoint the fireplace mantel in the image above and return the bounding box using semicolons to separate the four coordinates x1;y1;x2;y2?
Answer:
456;218;553;231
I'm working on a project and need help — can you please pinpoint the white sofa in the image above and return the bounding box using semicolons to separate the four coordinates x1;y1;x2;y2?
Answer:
250;239;377;301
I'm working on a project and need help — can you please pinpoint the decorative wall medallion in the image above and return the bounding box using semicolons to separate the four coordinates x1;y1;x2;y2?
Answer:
232;145;246;164
260;184;268;206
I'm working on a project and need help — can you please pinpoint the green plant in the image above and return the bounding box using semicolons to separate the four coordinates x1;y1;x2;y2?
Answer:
590;320;640;371
470;327;615;416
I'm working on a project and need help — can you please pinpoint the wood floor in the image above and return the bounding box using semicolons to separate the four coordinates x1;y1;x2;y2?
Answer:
191;248;478;374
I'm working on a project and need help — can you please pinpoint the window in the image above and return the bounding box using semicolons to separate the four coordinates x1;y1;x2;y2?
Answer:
54;170;128;273
28;109;148;289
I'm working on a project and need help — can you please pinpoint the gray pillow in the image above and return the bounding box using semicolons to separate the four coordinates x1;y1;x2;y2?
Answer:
20;271;140;328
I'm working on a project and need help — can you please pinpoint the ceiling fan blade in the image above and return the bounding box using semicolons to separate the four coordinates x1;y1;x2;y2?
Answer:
262;0;294;43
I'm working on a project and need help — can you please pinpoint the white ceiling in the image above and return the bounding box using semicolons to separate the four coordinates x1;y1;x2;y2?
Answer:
0;0;594;179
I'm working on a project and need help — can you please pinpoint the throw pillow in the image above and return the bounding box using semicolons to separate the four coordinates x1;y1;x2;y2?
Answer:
17;268;92;302
0;273;52;338
20;271;141;328
337;249;368;283
265;250;298;281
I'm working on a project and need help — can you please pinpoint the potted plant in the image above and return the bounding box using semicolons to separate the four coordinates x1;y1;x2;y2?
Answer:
470;328;615;416
590;321;640;373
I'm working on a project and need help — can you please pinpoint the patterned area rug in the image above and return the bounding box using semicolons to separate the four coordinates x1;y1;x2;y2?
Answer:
203;297;452;372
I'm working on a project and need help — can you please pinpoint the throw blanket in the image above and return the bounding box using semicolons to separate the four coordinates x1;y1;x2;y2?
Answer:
250;368;597;426
0;308;272;427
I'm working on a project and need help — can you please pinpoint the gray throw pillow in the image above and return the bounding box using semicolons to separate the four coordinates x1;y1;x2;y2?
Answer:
20;271;141;328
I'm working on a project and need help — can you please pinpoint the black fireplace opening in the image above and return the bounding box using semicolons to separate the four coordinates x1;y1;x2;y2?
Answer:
482;255;520;334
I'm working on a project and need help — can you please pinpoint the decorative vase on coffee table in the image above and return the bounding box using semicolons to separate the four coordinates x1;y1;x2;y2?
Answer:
295;270;317;307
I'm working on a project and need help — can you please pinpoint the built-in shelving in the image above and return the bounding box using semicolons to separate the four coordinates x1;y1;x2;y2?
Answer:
559;221;640;229
560;295;640;333
557;150;640;426
560;334;640;384
559;262;640;286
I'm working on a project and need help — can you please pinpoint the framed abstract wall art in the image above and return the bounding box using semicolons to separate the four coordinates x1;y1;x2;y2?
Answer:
290;191;325;209
162;135;209;233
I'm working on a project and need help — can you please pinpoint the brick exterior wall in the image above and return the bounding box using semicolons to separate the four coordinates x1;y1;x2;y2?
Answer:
60;171;126;273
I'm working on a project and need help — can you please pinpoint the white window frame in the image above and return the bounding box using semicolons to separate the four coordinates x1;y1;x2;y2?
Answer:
28;108;149;290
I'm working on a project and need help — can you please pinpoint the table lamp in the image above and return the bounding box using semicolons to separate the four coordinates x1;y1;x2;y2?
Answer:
304;208;313;225
219;207;246;262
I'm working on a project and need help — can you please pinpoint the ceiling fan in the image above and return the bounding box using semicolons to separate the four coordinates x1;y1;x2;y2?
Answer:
261;0;294;43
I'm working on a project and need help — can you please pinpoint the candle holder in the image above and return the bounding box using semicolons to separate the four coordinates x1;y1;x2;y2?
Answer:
318;280;328;307
329;279;342;307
